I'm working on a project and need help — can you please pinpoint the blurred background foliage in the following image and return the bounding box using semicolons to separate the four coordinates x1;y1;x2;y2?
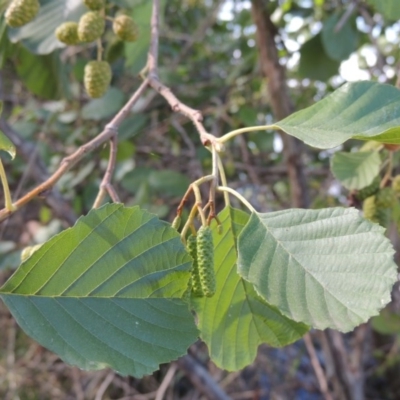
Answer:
2;0;400;399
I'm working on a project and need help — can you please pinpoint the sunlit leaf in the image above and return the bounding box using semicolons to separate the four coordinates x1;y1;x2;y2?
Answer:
237;208;397;332
275;81;400;149
193;207;308;371
330;151;381;190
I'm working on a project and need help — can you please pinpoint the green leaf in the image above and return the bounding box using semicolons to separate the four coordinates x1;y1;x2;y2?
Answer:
125;0;166;74
321;12;358;62
193;208;308;371
330;151;381;190
81;87;125;121
0;204;198;377
7;0;86;54
298;33;340;81
14;47;68;99
237;208;397;332
122;167;190;197
366;0;400;20
0;104;16;158
275;81;400;149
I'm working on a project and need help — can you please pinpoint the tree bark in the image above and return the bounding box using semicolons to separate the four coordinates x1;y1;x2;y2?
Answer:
250;0;309;208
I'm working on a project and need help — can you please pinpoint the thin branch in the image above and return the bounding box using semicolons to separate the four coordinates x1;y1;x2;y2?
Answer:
303;332;333;400
94;372;115;400
155;363;177;400
0;79;149;222
177;354;232;400
147;0;221;150
0;119;77;225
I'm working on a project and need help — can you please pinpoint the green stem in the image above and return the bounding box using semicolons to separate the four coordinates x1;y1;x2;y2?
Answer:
218;124;276;144
217;186;256;213
0;158;14;212
216;153;230;206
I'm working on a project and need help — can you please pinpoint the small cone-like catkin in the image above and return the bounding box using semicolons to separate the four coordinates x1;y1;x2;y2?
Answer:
78;11;105;42
113;15;139;42
84;60;112;98
5;0;40;28
55;22;80;45
83;0;105;11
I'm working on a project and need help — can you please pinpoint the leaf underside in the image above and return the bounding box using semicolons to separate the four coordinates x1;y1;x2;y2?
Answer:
330;151;381;190
237;207;398;332
193;207;308;371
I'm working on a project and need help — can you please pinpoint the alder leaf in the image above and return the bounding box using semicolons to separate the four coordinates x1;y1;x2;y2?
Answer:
237;208;398;332
0;204;198;377
275;81;400;149
330;151;381;190
193;207;308;371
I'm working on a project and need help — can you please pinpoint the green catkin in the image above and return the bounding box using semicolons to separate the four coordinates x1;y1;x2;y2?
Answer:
84;60;112;98
55;22;80;45
363;194;392;230
187;235;203;297
197;226;216;297
78;11;105;42
363;195;377;222
375;187;396;209
112;15;139;42
83;0;105;11
355;176;380;201
392;175;400;194
5;0;40;28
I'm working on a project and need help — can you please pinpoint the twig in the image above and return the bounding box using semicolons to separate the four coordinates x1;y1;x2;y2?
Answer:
93;134;120;208
0;119;77;225
146;0;221;151
334;2;357;33
155;363;178;400
0;78;149;222
217;186;256;213
303;332;333;400
94;371;115;400
177;354;232;400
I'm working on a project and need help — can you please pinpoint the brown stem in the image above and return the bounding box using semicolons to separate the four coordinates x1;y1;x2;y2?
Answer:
177;354;232;400
0;79;149;222
304;332;333;400
147;0;220;150
250;0;309;208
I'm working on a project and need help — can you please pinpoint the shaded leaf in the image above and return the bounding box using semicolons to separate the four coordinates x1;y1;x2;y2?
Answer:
366;0;400;20
275;81;400;149
0;121;16;159
125;0;166;74
237;208;397;332
330;151;381;190
0;204;197;377
82;87;125;120
14;46;68;99
298;33;340;81
193;207;308;371
321;12;358;61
